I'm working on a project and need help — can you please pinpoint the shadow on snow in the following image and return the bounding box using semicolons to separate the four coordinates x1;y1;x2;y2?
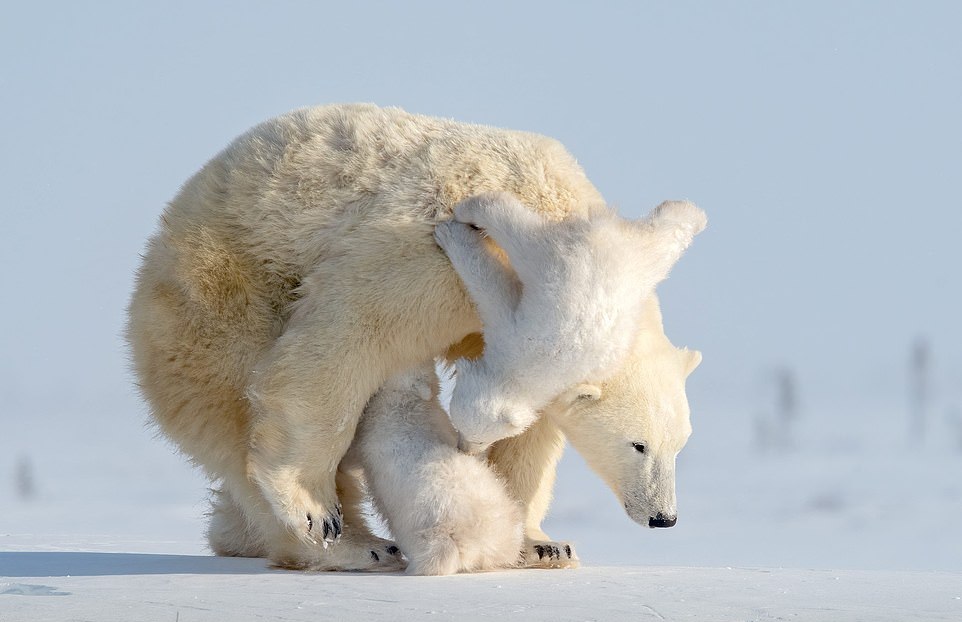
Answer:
0;551;280;577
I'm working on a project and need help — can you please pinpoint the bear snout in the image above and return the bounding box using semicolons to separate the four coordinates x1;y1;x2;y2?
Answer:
648;512;677;528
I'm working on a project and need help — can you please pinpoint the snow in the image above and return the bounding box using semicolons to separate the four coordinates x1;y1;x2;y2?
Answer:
2;394;961;620
1;554;959;621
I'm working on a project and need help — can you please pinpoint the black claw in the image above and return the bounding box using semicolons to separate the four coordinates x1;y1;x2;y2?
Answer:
306;513;314;532
564;545;572;558
534;544;546;560
331;515;341;537
322;520;331;540
386;545;400;556
370;550;379;562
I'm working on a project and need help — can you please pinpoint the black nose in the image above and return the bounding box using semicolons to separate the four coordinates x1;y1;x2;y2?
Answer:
648;513;677;528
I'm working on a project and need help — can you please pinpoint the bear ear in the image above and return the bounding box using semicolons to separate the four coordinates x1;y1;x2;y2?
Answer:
645;200;708;239
577;384;602;401
561;383;602;405
683;349;703;377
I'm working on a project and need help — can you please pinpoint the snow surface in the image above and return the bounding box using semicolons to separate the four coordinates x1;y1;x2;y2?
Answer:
2;392;961;620
1;555;959;622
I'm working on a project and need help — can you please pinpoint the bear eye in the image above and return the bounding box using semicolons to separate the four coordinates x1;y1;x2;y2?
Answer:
632;442;646;454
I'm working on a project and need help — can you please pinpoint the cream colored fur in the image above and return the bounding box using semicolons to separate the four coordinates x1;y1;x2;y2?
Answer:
346;363;523;575
435;192;705;452
126;103;701;569
543;295;701;528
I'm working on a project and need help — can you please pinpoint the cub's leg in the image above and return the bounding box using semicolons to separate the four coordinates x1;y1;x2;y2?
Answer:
449;192;548;286
434;217;521;325
352;363;523;575
487;417;579;569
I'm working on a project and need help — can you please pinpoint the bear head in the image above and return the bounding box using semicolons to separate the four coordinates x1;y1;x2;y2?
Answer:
436;193;706;453
545;295;701;528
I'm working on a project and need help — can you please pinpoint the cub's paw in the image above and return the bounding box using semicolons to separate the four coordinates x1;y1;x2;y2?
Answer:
521;539;579;569
452;191;531;234
451;193;492;227
434;219;484;255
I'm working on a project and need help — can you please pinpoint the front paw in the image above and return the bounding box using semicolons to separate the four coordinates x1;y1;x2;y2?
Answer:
304;504;343;546
276;487;344;547
522;539;579;569
434;219;483;255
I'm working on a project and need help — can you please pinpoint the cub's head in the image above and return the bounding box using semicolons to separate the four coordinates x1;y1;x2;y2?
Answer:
447;352;546;454
440;195;706;455
545;296;701;528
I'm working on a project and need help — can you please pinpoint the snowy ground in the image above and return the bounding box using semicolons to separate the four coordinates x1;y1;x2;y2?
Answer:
1;554;959;622
2;392;961;620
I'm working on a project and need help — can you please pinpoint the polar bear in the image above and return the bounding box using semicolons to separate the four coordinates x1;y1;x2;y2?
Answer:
434;198;701;557
126;103;703;570
537;294;700;530
345;363;524;575
210;361;525;575
435;192;704;453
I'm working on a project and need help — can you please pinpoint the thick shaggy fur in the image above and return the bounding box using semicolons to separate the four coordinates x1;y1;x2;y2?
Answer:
347;364;523;575
127;103;701;569
543;295;702;529
435;192;705;451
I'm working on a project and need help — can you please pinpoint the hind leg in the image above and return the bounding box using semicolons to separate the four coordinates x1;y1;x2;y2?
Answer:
434;218;521;324
208;485;267;558
355;364;522;575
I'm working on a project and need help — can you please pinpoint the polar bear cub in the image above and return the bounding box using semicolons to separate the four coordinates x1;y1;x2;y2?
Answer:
349;362;524;575
434;192;706;452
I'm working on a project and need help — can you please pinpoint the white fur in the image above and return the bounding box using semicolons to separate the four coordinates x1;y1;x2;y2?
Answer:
435;192;706;451
349;363;523;575
126;103;703;568
543;296;701;528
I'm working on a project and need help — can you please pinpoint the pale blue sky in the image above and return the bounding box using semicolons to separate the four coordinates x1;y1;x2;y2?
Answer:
1;1;960;425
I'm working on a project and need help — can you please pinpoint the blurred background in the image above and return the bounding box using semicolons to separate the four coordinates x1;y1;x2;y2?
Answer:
2;1;960;570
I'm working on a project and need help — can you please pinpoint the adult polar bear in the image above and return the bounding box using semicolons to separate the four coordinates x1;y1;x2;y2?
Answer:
127;103;703;570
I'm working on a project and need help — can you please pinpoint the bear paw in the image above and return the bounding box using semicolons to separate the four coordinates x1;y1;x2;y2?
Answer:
521;539;579;569
272;536;407;572
272;485;344;547
304;504;343;546
434;219;484;257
